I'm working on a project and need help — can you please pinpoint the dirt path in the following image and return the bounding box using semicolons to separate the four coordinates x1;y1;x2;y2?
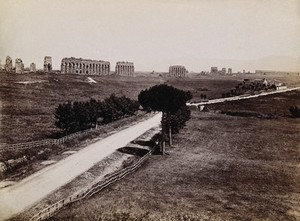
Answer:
187;87;300;106
0;113;161;221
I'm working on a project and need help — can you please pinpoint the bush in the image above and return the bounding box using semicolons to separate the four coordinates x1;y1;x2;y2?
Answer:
165;105;191;134
289;105;300;118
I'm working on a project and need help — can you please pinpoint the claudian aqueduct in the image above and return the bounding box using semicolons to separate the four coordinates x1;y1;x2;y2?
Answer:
61;57;111;75
115;61;134;76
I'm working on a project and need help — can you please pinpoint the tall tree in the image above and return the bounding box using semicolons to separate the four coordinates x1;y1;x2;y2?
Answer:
54;102;76;134
138;84;192;154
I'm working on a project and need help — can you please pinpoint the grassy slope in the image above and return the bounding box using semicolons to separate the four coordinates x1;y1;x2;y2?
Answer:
0;72;298;144
166;77;239;101
0;73;240;144
52;91;300;221
209;90;300;118
0;73;163;143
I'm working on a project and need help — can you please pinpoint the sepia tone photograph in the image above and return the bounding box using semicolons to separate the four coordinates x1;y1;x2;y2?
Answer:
0;0;300;220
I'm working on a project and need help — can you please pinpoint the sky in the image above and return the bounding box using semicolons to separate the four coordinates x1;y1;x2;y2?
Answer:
0;0;300;72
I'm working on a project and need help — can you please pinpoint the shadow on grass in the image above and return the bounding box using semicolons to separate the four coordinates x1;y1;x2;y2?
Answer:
118;147;149;157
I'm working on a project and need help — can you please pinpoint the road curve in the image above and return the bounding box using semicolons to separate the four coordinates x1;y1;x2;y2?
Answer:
187;87;300;106
0;112;162;221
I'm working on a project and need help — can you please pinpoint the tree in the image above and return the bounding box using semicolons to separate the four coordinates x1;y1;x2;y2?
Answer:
138;84;192;154
165;105;191;135
54;102;76;134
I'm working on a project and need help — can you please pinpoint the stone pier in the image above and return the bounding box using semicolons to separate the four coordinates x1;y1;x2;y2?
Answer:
44;56;52;72
15;58;24;74
5;56;13;72
30;63;36;73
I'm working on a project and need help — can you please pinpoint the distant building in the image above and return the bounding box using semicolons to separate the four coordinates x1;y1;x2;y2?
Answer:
44;56;52;72
115;61;134;76
5;56;13;72
210;67;218;74
228;68;232;74
221;68;226;74
274;82;288;90
169;65;186;77
15;58;24;74
61;57;110;75
30;63;36;73
243;69;246;74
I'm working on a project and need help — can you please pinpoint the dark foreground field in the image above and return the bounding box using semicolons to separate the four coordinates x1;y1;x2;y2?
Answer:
51;91;300;221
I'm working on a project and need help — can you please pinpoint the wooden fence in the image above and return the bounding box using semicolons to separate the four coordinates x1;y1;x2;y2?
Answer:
0;126;118;153
29;149;152;221
0;113;154;153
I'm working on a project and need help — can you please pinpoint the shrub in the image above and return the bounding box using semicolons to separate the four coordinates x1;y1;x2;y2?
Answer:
289;105;300;118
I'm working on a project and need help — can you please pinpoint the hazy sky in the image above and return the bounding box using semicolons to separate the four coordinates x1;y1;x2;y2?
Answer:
0;0;299;72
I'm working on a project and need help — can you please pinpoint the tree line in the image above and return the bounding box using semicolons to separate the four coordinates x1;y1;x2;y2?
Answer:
222;81;276;98
55;94;139;134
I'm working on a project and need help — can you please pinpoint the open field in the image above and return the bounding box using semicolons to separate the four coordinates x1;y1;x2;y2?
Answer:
0;73;162;143
51;91;300;221
0;73;237;144
208;90;300;118
1;72;298;144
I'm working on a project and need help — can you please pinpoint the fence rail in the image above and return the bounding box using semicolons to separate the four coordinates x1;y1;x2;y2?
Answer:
0;127;100;153
0;113;154;153
29;150;152;221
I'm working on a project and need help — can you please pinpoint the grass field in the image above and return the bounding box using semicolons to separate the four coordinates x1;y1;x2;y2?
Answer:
51;91;300;221
0;73;241;144
0;73;163;143
2;72;298;144
209;90;300;118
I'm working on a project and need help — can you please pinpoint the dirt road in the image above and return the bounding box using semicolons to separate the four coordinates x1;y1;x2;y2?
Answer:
187;87;300;106
0;112;162;221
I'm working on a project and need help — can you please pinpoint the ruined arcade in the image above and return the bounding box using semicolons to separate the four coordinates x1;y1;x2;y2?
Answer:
115;61;134;76
61;57;110;75
169;65;186;77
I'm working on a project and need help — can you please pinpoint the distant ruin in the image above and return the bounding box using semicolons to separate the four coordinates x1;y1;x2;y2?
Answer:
61;57;110;75
169;65;186;77
115;61;134;76
5;56;13;72
15;58;24;74
44;56;52;72
30;63;36;73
